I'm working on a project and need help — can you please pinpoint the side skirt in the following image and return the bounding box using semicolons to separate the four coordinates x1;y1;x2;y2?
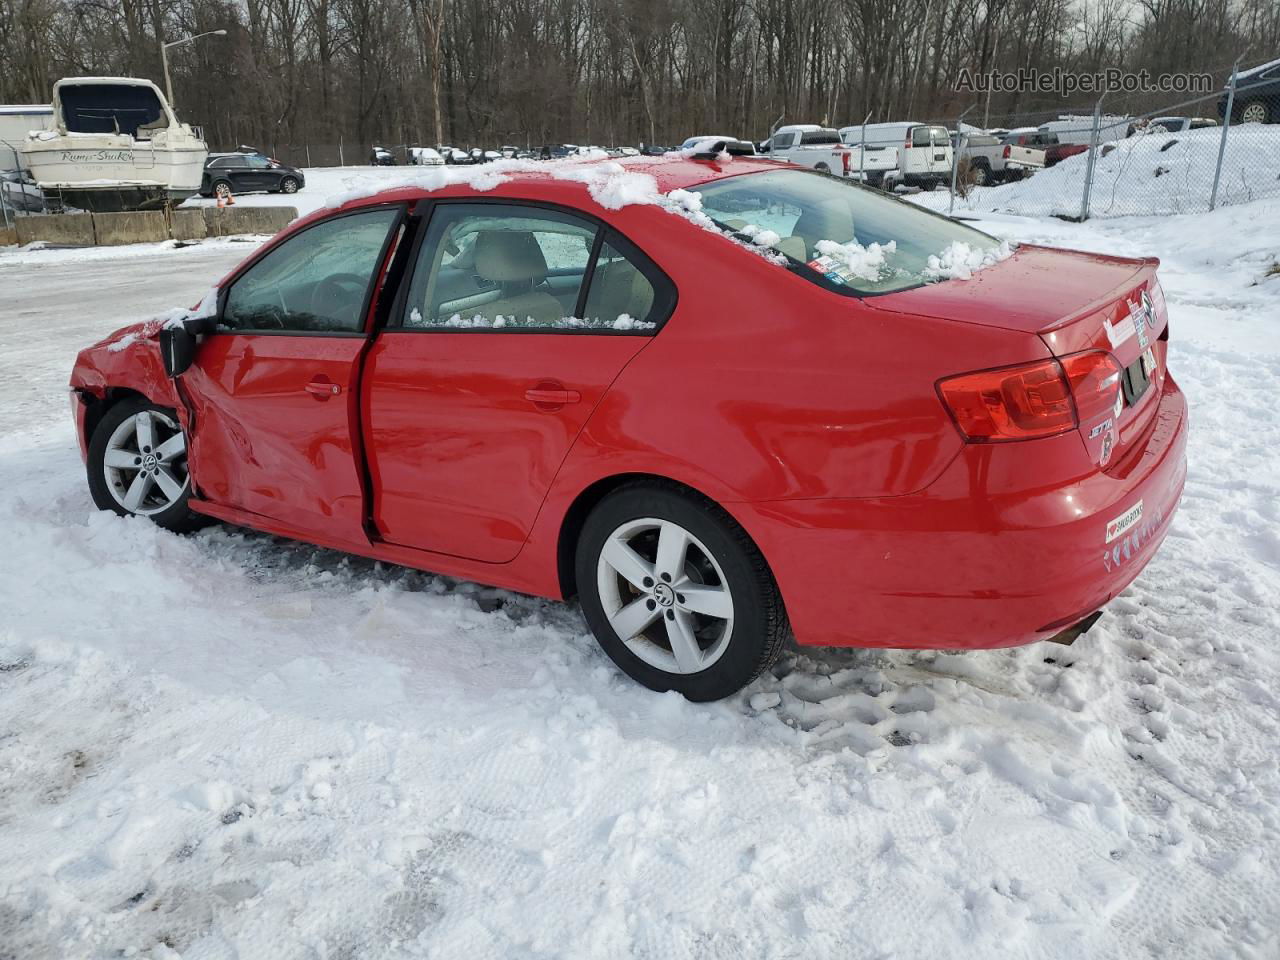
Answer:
188;498;558;600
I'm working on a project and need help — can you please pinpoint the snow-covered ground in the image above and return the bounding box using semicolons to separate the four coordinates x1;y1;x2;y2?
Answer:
2;197;1279;959
919;125;1280;218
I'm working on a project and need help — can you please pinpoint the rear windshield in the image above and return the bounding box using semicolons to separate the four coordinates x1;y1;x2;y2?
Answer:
688;168;1002;295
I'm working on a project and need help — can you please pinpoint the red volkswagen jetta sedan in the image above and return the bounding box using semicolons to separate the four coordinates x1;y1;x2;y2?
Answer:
70;155;1187;700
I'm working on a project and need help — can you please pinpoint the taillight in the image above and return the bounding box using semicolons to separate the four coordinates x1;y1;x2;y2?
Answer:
1002;145;1010;159
938;359;1076;441
938;350;1123;442
1060;351;1122;424
841;151;851;176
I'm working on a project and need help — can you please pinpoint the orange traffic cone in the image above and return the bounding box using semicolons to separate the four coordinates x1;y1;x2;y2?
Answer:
216;187;236;208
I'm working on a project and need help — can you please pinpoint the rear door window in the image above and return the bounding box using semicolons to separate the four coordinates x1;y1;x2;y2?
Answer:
400;204;672;332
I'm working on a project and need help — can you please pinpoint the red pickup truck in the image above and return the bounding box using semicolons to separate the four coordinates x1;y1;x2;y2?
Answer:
1002;129;1089;167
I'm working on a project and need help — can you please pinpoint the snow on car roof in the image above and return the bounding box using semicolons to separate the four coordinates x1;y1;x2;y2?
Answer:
319;153;781;214
1237;56;1280;81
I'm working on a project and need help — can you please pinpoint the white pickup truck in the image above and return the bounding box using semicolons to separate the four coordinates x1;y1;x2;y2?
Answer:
761;124;899;187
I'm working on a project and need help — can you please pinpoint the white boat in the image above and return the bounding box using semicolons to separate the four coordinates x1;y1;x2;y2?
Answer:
20;77;207;210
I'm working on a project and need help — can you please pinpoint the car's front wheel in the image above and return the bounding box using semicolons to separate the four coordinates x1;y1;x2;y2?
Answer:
86;399;207;533
280;176;300;194
575;483;788;701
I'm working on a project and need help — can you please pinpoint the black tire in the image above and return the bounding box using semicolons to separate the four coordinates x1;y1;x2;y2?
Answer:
280;176;300;194
575;482;789;701
86;398;209;534
212;180;232;199
971;161;991;186
814;162;830;173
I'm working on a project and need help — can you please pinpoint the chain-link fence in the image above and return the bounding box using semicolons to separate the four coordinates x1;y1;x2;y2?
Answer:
930;75;1280;220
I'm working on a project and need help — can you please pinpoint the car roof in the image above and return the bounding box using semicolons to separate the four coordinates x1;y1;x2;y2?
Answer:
1238;56;1280;81
312;155;784;224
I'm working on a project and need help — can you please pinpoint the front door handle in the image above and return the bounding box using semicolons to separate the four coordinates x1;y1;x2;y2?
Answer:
305;377;341;399
524;384;581;409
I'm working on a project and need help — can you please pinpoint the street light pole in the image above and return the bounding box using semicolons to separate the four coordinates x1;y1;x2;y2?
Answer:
160;29;228;108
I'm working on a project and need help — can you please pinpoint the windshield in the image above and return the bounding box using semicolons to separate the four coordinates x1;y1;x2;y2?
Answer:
688;168;1003;295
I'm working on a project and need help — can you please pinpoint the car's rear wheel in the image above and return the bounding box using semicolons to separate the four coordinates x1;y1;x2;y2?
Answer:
280;176;299;194
575;483;788;701
213;180;232;199
1240;100;1270;124
86;399;207;533
971;161;991;185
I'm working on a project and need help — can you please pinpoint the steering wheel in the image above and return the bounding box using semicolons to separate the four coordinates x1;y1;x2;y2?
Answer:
310;272;368;324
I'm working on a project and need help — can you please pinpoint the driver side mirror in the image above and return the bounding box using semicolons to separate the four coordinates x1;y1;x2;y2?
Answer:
160;315;217;378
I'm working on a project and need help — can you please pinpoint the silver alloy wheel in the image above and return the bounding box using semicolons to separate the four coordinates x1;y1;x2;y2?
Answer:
282;178;298;193
215;181;231;198
103;410;189;516
1241;102;1267;124
596;517;735;675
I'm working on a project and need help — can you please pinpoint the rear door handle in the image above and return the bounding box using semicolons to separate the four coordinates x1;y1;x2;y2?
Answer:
524;385;581;408
305;377;341;399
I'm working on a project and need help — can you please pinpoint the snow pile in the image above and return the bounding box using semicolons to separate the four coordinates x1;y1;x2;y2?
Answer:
738;223;782;248
815;238;898;281
923;239;1015;281
919;125;1280;218
554;159;662;210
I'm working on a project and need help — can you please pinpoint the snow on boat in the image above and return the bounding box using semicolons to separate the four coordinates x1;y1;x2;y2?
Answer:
20;77;207;211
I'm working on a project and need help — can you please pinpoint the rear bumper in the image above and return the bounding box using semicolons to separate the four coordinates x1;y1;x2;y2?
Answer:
735;373;1188;649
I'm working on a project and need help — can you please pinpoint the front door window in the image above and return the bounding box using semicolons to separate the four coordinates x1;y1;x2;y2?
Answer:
221;208;400;333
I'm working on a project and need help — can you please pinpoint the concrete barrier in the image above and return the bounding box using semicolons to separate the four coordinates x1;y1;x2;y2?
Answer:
0;226;15;247
93;211;169;246
168;209;206;242
15;212;96;246
9;205;298;248
203;206;297;238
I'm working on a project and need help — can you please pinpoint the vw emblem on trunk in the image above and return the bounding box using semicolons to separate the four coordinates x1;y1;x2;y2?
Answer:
1140;290;1157;329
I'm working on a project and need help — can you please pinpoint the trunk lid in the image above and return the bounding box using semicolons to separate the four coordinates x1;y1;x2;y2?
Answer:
875;244;1170;468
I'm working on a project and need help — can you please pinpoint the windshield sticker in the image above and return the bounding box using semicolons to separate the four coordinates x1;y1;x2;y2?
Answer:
806;254;855;285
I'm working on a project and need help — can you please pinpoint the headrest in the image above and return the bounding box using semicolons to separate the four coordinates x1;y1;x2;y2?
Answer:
474;231;548;283
774;236;807;261
792;204;856;248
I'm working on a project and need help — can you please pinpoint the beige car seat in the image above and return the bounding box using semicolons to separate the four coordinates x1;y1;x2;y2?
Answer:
587;256;653;324
472;231;563;325
790;204;857;259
